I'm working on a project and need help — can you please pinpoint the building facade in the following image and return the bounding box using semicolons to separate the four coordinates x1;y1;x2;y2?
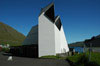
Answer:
38;3;69;57
22;3;69;57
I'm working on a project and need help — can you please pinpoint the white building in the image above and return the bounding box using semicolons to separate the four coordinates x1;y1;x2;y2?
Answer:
23;3;69;57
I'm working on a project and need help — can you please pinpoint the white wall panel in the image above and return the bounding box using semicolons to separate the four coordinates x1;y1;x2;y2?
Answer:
54;25;61;53
38;13;56;57
60;26;69;53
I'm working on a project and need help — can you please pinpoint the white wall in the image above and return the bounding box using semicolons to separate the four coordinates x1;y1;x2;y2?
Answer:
54;24;69;54
60;26;69;53
38;13;69;57
54;25;61;53
38;13;56;57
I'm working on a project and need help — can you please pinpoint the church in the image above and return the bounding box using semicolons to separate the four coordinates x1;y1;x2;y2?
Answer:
10;3;69;58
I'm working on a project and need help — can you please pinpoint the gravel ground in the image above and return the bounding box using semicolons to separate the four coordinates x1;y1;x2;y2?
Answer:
0;52;70;66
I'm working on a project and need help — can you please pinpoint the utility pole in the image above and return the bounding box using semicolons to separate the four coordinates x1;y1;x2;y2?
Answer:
83;44;86;55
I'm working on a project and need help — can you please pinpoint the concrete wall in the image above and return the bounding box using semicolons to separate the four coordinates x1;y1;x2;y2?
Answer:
60;26;69;53
54;25;61;53
54;24;69;54
38;13;56;57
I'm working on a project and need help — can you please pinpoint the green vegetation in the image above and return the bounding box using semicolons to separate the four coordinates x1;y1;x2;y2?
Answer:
69;41;84;47
67;52;100;66
40;55;66;59
90;52;100;65
40;55;60;59
2;47;10;52
41;52;100;66
0;22;25;46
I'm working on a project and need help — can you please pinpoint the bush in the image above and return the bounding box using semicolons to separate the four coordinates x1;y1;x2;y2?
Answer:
2;48;10;52
67;53;100;66
76;54;88;64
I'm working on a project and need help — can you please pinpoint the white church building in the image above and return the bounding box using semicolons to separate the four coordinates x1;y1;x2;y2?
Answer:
22;3;69;57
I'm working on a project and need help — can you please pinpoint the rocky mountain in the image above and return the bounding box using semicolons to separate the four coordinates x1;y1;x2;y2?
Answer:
69;34;100;47
85;35;100;47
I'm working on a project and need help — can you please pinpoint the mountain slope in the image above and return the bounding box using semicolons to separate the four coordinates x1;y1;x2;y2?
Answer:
69;34;100;47
85;35;100;47
68;41;84;47
0;22;25;46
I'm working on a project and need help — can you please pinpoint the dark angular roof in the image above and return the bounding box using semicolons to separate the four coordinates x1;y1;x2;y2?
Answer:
40;3;54;15
22;25;38;45
55;16;62;30
39;3;62;31
39;3;55;22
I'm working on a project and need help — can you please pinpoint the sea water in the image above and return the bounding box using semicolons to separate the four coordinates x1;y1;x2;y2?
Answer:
70;47;84;53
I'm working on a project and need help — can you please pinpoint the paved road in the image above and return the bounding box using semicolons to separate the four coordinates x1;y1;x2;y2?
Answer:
0;53;70;66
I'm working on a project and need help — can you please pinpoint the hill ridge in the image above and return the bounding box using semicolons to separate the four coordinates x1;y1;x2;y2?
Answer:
0;22;25;46
69;34;100;47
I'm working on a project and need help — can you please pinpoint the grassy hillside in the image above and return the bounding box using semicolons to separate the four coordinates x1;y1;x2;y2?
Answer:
0;22;25;46
69;41;84;47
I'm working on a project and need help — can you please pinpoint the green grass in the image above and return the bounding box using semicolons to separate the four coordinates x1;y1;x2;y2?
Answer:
89;52;100;65
40;55;59;59
39;52;100;66
67;53;84;63
40;55;67;59
67;52;100;66
0;43;22;46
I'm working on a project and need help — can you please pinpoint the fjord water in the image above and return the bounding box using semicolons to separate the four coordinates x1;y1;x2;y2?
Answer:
70;47;83;53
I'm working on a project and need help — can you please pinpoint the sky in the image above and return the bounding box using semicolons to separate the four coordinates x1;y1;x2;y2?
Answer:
0;0;100;43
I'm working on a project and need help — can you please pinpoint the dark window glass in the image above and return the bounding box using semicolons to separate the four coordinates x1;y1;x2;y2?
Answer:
45;5;55;22
55;18;62;30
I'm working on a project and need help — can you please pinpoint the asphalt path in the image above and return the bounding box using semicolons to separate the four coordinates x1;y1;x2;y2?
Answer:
0;52;70;66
